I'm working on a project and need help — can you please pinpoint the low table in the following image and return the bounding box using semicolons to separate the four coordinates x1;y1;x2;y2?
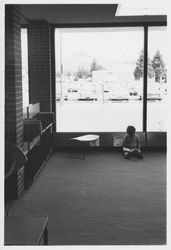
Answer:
69;134;99;160
5;216;48;245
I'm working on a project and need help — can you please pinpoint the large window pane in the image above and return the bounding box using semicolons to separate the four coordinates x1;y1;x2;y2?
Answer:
147;27;167;131
55;28;143;132
21;28;29;108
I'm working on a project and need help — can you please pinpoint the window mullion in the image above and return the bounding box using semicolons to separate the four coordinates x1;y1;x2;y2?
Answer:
143;26;148;136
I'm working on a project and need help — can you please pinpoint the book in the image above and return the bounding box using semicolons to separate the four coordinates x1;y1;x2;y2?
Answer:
123;147;140;153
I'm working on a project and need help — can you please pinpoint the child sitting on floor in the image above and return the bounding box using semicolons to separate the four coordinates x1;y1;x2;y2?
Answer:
122;125;143;159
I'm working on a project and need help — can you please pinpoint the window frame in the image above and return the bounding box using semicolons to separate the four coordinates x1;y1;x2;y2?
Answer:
22;15;167;133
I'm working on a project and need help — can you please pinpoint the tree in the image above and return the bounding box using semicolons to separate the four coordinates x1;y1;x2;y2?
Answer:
133;50;155;80
162;69;167;83
74;74;78;81
66;71;71;78
77;66;89;79
134;65;143;80
77;66;83;78
90;58;103;73
151;50;165;83
148;61;155;79
133;50;144;80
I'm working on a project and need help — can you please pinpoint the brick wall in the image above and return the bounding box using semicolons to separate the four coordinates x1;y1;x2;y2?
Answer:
5;5;23;148
28;21;52;112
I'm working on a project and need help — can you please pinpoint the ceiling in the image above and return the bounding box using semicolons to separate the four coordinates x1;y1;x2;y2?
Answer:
19;4;118;25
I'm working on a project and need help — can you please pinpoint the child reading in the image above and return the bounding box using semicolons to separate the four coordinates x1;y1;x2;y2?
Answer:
123;125;143;159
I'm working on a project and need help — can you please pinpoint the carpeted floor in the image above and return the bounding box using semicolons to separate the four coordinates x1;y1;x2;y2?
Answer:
9;150;166;245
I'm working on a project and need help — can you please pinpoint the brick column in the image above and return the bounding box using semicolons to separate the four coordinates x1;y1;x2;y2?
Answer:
5;5;23;148
28;21;52;112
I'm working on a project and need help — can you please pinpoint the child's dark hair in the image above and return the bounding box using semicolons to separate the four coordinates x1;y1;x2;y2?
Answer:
127;125;136;136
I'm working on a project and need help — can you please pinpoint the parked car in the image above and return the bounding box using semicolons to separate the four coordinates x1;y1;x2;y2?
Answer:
109;88;129;101
67;88;78;93
129;87;138;96
128;87;142;100
56;93;60;102
64;94;68;101
78;97;96;101
147;85;162;100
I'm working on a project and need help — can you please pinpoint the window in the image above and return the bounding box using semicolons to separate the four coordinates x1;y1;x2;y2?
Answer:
21;28;29;108
55;28;144;132
147;27;167;131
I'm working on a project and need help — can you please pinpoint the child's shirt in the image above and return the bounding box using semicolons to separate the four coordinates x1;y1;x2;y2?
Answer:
122;134;140;150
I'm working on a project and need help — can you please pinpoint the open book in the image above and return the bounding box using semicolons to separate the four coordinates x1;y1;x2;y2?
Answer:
123;147;141;152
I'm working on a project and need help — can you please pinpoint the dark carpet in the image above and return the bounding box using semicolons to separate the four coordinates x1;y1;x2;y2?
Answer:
10;150;166;245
